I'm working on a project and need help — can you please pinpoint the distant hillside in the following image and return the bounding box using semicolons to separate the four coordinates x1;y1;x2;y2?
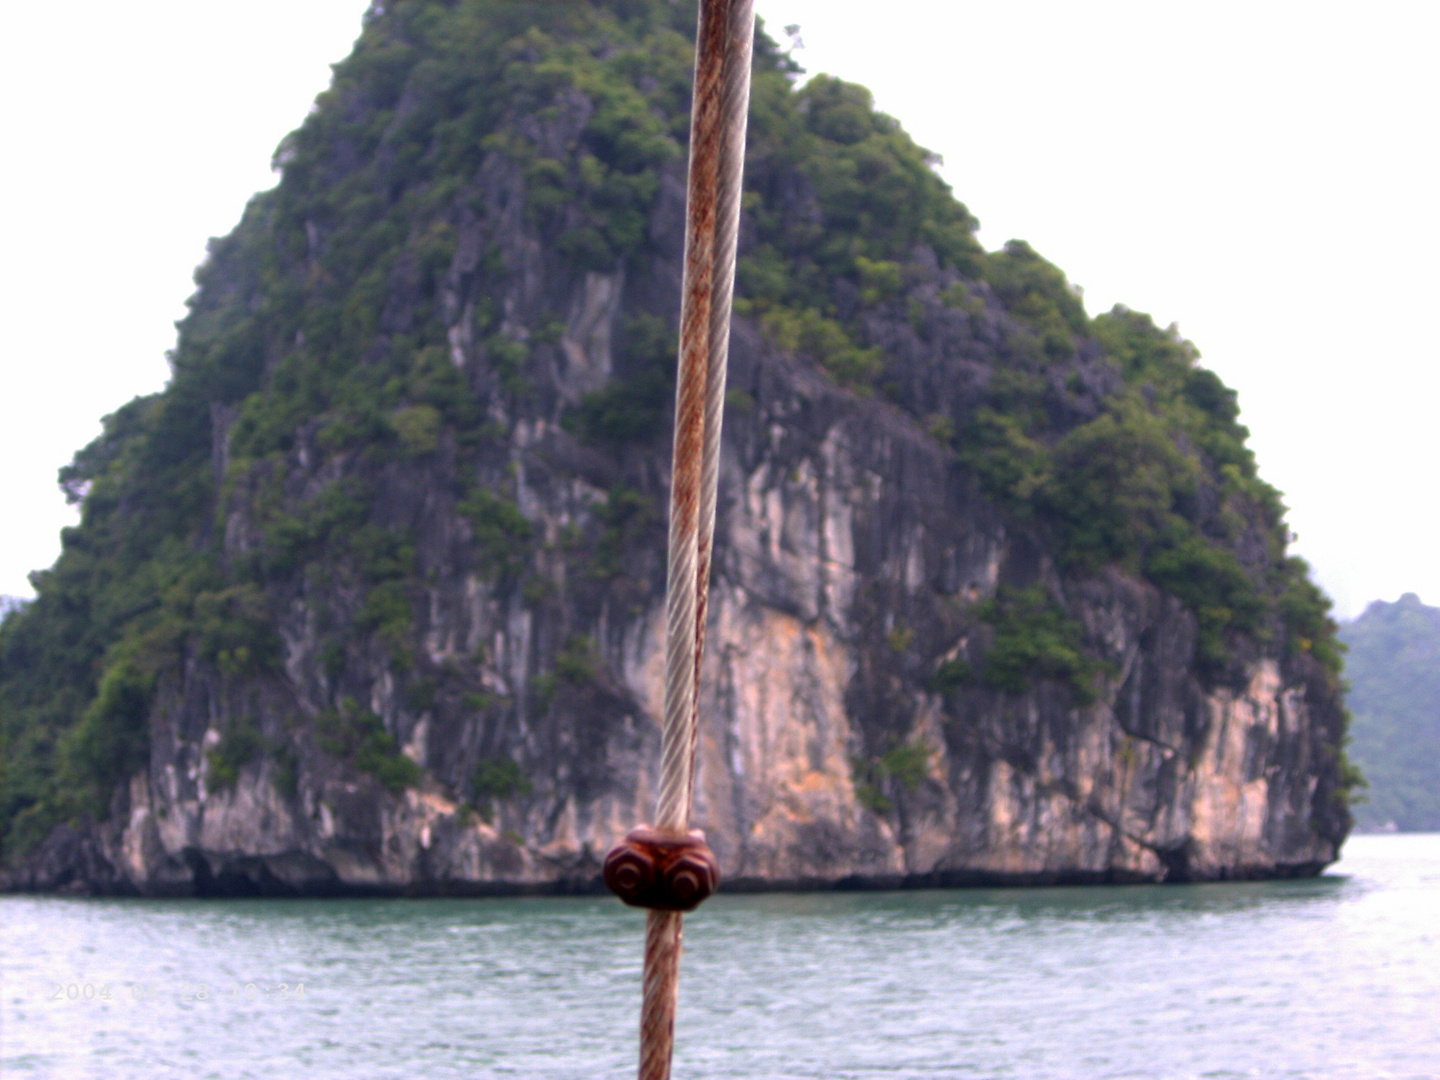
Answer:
1341;594;1440;831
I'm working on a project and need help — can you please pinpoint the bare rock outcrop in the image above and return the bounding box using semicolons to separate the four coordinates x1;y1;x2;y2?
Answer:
0;3;1349;896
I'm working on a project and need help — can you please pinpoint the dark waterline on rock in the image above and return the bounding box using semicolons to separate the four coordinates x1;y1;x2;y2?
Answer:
4;834;1436;1079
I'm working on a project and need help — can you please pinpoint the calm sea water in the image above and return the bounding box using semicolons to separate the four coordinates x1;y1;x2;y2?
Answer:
3;834;1437;1079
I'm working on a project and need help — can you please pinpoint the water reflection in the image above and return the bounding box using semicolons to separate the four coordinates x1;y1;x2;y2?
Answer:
3;835;1436;1080
710;870;1356;925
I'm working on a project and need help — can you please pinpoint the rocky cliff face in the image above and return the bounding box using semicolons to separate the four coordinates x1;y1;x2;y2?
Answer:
0;0;1349;895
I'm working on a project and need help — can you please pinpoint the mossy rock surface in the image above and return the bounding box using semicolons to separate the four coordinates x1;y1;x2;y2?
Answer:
0;0;1351;883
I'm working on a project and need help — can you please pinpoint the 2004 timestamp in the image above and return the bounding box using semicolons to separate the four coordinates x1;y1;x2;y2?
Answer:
49;981;306;1004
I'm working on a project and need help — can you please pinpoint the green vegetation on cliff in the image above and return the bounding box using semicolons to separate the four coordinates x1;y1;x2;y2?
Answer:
0;0;1348;863
1340;594;1440;831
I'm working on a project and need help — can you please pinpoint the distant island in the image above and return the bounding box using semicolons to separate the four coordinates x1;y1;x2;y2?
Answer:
1341;594;1440;832
0;0;1354;896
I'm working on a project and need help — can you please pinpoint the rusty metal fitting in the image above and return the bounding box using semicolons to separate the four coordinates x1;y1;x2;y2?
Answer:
602;826;720;911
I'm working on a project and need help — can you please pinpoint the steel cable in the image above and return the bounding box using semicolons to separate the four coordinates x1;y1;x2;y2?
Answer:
638;3;755;1079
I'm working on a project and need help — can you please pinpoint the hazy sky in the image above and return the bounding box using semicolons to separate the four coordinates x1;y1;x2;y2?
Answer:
1;1;1435;618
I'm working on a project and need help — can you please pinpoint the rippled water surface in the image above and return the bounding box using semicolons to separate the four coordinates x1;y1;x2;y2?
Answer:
4;834;1437;1079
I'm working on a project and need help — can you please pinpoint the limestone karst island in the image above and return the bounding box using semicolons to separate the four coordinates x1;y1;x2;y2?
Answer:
0;0;1355;896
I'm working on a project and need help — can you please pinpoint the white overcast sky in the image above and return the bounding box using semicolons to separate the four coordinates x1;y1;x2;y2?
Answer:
1;1;1435;619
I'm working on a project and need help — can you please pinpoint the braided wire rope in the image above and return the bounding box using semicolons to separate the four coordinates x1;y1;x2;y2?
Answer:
638;3;755;1079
